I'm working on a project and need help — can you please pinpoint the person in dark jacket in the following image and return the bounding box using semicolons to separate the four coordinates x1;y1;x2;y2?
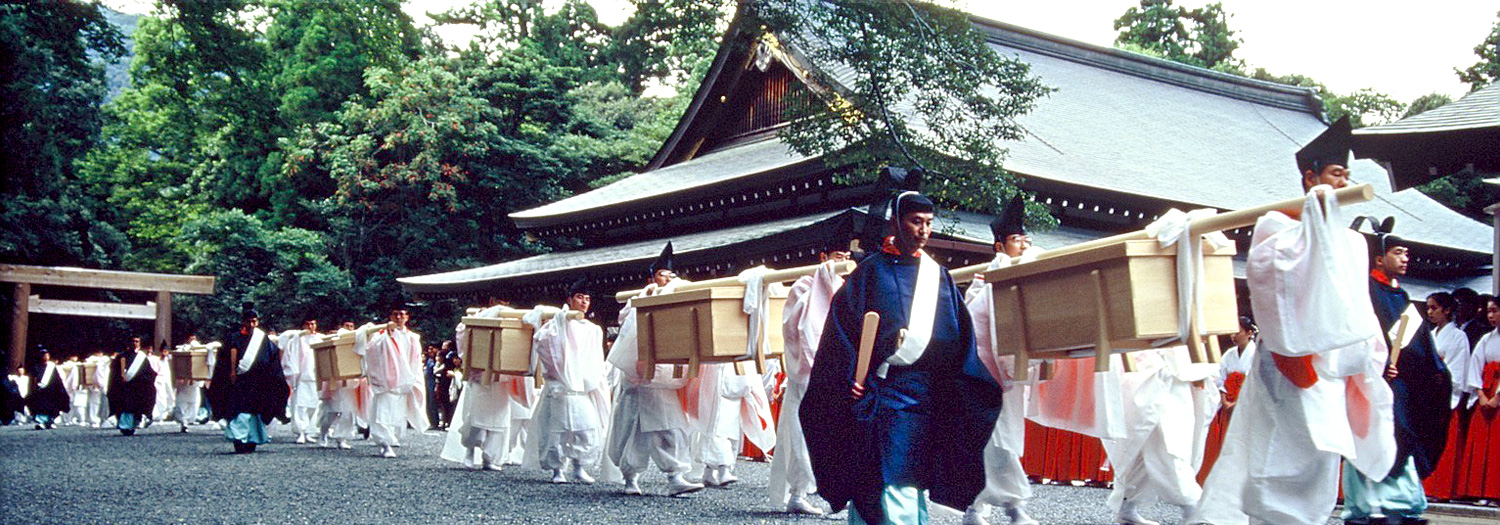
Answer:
209;303;290;453
108;337;158;435
25;347;70;429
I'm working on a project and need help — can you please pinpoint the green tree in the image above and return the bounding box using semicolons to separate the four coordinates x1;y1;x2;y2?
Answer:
283;50;605;318
1402;93;1451;118
176;209;354;339
753;0;1052;221
0;0;130;267
1114;0;1241;71
1458;11;1500;89
609;0;732;94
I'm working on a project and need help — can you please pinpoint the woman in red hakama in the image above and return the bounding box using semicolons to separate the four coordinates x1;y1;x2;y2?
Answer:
1460;298;1500;500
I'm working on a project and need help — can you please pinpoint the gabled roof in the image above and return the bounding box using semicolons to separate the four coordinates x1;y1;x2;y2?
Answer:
1353;83;1500;191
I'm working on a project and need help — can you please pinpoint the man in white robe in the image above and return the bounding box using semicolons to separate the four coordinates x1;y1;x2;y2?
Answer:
172;338;215;432
1188;176;1395;523
964;197;1044;525
440;308;534;470
531;281;614;484
770;254;847;515
605;243;705;496
149;344;176;424
318;323;365;449
354;306;429;458
280;318;325;444
1104;348;1219;525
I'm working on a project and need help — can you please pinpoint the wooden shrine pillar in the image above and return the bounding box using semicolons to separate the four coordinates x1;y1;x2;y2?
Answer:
154;290;172;351
9;283;28;374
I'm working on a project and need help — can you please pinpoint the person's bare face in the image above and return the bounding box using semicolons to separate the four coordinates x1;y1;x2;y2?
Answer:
129;337;142;352
1302;164;1351;191
896;211;934;254
389;309;410;328
568;293;592;314
999;234;1031;258
819;250;851;263
1376;246;1409;276
1232;327;1253;349
1488;301;1500;328
303;320;317;333
652;269;675;287
1426;298;1451;325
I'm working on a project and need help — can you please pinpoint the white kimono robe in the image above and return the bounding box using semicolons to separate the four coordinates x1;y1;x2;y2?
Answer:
440;316;536;467
769;264;843;505
354;325;428;446
528;307;613;471
963;251;1041;510
1190;189;1395;525
606;281;695;476
692;362;775;469
1103;348;1219;512
1432;321;1472;408
280;331;324;434
147;354;176;420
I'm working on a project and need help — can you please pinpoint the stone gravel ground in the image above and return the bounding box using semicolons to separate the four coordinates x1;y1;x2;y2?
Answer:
0;421;1326;524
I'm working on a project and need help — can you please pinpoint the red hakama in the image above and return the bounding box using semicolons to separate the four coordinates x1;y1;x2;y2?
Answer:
1460;362;1500;499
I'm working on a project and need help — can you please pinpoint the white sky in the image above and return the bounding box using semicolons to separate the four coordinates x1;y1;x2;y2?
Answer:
106;0;1497;102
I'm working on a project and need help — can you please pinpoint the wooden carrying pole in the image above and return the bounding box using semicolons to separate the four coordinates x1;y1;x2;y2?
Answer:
950;184;1376;283
463;306;584;320
614;260;856;303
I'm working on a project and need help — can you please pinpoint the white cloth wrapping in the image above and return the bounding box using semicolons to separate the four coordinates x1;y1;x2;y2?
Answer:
1214;342;1257;392
769;263;844;505
1144;208;1233;341
1190;188;1396;525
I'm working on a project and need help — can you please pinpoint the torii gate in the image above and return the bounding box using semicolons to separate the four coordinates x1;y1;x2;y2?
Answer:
2;264;216;372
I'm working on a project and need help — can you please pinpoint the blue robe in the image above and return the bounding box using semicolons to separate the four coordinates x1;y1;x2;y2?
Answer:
801;250;1002;521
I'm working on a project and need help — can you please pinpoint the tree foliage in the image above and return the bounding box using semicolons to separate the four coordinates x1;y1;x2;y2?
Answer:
752;0;1052;223
1113;0;1240;71
0;0;129;267
1458;11;1500;90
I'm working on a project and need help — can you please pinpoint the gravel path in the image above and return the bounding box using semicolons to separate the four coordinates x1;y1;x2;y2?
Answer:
1;421;1316;524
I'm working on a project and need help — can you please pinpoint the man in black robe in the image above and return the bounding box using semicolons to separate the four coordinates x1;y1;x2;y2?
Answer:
25;347;70;429
802;190;1002;523
108;336;158;436
1342;218;1448;524
209;303;290;453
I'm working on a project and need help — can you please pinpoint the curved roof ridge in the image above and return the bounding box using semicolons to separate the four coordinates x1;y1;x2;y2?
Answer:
968;15;1325;116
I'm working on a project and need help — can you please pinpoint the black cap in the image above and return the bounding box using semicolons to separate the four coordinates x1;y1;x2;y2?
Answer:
861;167;925;249
1296;116;1353;175
649;242;674;275
991;193;1027;243
1350;215;1405;260
241;302;259;321
567;276;591;297
890;191;934;225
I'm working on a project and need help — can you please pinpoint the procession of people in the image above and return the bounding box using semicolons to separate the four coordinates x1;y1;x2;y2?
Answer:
5;121;1500;525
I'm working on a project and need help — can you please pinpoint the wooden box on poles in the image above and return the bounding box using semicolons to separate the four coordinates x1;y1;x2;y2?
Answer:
77;362;97;387
630;286;786;377
461;316;536;379
169;350;211;381
312;333;363;388
982;239;1238;366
